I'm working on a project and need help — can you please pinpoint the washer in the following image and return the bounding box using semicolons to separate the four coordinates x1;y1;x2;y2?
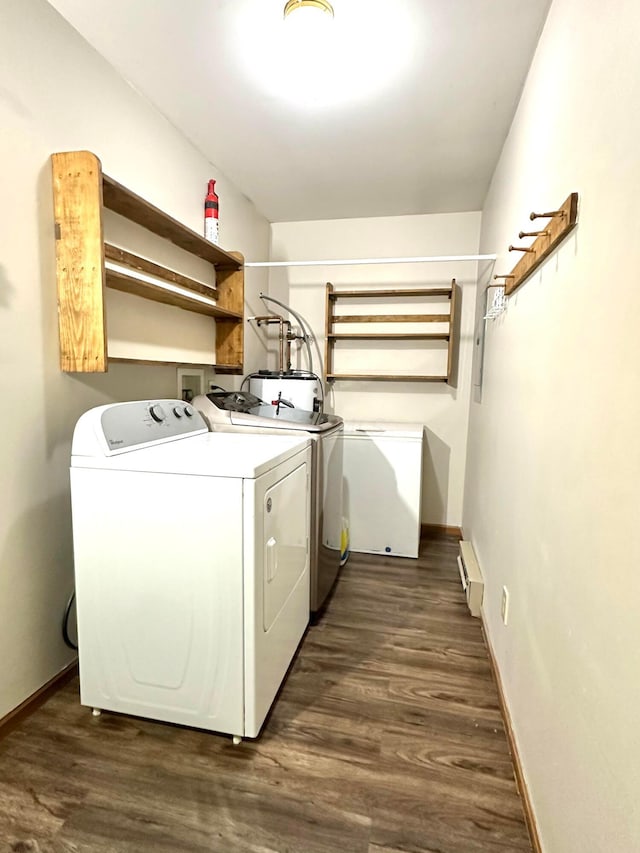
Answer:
193;390;343;614
70;399;311;741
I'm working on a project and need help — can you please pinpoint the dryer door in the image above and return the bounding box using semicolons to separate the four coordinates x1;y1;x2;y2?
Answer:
243;446;311;738
263;463;308;630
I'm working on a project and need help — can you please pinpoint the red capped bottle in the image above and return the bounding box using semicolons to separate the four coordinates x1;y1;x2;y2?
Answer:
204;179;219;244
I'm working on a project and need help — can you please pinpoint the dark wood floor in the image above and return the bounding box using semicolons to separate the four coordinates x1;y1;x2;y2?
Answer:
0;537;532;853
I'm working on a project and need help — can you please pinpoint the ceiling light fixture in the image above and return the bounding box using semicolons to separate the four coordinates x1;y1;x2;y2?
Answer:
283;0;334;20
237;0;412;109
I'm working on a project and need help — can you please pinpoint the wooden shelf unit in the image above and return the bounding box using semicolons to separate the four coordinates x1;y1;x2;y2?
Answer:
52;150;244;373
325;282;459;384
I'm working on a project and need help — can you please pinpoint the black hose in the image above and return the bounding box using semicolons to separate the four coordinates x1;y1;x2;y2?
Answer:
62;591;78;650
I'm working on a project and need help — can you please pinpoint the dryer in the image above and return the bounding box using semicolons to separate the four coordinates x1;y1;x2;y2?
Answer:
70;399;311;741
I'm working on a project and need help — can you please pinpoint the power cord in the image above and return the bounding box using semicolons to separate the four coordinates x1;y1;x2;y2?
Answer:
62;591;78;650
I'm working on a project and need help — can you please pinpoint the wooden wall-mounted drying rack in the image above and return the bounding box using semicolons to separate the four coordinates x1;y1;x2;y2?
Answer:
494;192;579;296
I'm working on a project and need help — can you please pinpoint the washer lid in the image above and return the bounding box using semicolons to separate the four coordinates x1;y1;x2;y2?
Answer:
192;394;342;433
228;407;342;433
72;431;311;478
342;420;424;439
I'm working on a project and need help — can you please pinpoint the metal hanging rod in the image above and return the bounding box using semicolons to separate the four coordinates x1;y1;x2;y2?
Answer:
244;253;497;269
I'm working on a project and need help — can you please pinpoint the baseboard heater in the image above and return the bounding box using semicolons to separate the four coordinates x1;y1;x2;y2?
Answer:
457;540;484;617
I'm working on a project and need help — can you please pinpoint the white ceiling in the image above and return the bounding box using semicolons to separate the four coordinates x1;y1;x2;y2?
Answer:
47;0;551;223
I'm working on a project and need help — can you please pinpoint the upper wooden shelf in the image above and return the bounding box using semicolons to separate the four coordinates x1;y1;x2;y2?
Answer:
328;287;452;299
102;173;241;270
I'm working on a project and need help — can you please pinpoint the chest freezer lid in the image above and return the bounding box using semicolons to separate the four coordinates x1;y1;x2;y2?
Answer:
342;420;424;440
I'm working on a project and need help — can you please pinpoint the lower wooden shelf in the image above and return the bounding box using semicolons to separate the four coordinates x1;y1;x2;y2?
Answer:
327;373;448;382
105;268;242;320
109;357;242;371
328;333;450;341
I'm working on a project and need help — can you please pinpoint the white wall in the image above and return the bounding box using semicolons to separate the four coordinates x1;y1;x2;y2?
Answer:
463;1;640;850
270;213;481;526
0;0;270;720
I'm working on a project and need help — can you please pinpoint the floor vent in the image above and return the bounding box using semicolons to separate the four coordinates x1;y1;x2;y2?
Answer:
457;540;484;617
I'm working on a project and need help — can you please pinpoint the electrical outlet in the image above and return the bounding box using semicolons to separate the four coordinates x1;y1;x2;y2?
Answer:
501;586;509;625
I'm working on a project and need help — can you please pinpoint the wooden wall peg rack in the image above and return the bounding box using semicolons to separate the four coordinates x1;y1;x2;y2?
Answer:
500;192;578;296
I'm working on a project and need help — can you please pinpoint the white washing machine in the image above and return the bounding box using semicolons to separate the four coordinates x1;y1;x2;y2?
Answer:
70;399;311;741
192;389;343;613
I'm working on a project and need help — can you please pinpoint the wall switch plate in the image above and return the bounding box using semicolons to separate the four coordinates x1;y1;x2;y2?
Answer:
501;586;509;625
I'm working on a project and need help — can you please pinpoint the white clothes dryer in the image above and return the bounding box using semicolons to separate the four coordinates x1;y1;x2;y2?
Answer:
70;399;311;741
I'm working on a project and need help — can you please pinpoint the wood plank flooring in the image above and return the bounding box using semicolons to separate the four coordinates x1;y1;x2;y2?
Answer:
0;536;532;853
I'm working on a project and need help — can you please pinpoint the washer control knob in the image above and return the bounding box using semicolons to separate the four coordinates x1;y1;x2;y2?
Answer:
149;404;166;423
172;407;183;418
184;405;194;417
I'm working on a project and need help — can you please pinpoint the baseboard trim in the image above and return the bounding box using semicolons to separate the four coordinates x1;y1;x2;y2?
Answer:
0;659;78;741
420;523;463;539
480;615;543;853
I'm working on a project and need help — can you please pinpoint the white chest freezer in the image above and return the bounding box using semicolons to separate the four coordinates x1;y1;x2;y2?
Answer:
341;420;424;559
